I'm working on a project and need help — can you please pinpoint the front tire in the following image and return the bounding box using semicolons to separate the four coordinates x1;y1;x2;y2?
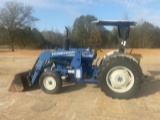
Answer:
39;71;62;94
98;56;142;99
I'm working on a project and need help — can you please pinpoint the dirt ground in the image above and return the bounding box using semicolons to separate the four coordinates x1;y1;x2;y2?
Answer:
1;49;160;120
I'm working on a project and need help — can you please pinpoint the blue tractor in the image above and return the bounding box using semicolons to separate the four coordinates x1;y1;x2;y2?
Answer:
9;20;143;99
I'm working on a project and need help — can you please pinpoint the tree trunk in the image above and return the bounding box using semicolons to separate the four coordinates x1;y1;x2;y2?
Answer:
11;42;14;52
9;30;15;52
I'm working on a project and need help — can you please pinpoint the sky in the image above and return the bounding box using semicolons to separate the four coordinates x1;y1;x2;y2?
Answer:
1;0;160;33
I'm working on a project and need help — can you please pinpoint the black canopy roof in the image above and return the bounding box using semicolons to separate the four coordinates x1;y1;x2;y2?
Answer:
92;20;136;26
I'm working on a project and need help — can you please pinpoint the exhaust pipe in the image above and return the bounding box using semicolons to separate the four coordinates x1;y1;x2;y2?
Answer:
63;27;70;50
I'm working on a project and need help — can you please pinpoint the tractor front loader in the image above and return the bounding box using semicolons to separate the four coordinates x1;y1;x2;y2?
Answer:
9;20;143;99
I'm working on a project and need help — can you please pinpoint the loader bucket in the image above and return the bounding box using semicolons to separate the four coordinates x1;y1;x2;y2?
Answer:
8;71;30;92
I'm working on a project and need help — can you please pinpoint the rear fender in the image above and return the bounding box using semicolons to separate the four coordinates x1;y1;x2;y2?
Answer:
102;50;141;64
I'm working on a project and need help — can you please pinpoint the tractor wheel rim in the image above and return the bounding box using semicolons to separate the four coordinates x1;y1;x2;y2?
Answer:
43;76;56;90
106;66;134;93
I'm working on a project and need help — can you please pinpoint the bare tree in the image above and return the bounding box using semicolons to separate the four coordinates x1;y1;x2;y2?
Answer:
41;30;64;49
123;12;129;20
0;1;38;51
128;21;158;48
89;28;102;48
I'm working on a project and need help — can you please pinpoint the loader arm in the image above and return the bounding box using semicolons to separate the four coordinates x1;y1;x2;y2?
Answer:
8;50;52;92
28;50;52;85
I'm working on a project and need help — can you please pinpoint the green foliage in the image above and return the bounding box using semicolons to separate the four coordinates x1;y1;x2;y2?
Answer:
71;16;160;49
72;15;96;47
11;27;44;49
128;21;160;48
0;1;38;51
1;10;160;49
41;30;64;49
0;27;9;45
71;15;109;48
107;27;120;48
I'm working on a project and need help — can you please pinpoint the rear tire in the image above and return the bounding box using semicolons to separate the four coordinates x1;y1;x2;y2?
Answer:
98;56;142;99
39;71;62;94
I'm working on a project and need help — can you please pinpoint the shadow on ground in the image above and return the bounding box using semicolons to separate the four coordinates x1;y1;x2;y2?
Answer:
136;70;160;98
60;83;87;94
9;70;160;98
8;70;87;93
23;82;87;94
21;72;87;94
